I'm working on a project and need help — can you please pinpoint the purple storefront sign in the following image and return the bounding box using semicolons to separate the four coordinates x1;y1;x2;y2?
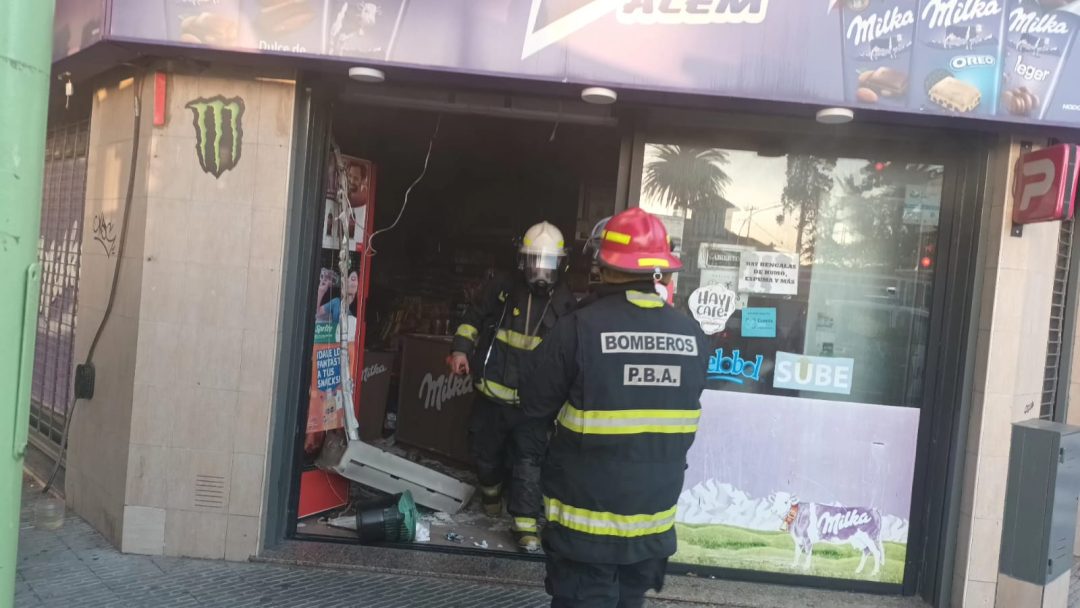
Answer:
53;0;108;60
78;2;1080;125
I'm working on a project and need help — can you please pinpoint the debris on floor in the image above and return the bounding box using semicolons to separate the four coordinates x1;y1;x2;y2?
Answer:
415;521;431;543
473;540;489;549
446;532;464;543
327;515;358;531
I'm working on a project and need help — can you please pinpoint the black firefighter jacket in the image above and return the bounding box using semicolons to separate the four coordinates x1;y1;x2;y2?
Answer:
451;273;576;406
520;283;710;565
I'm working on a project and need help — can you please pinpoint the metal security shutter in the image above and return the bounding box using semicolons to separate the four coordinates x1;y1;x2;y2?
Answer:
1043;217;1074;421
30;119;90;452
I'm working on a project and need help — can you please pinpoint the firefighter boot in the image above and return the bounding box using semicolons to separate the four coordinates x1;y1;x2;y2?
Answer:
512;517;540;552
480;484;503;517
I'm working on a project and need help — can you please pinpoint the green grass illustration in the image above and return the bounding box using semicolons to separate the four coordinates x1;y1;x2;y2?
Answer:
671;523;907;583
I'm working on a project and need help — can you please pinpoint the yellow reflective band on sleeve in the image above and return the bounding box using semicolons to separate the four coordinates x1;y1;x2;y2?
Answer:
455;324;479;342
513;517;538;533
557;403;700;435
637;258;671;268
476;378;519;404
544;497;677;538
499;291;508;303
625;290;664;309
603;230;632;245
496;329;543;350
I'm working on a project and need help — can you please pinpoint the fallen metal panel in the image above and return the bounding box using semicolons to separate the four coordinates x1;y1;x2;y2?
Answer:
319;433;474;514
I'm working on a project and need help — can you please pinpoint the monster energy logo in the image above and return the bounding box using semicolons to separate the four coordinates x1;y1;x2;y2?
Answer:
186;96;245;178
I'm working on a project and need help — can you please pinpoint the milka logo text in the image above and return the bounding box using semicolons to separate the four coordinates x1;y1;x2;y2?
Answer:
847;8;915;46
819;510;872;536
362;363;388;383
418;373;472;411
922;0;1001;29
1008;8;1070;35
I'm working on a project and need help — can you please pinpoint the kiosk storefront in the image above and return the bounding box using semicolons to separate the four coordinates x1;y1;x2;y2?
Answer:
47;0;1080;605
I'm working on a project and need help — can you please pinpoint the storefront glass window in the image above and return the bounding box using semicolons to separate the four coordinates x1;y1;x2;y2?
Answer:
639;142;943;584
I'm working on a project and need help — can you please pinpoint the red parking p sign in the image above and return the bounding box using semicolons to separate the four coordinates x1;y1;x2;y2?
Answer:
1012;144;1079;225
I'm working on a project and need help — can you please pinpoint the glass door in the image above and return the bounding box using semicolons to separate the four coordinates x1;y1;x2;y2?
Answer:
634;134;948;588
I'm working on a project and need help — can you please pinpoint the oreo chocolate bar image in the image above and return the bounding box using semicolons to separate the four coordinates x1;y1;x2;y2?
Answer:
929;76;982;112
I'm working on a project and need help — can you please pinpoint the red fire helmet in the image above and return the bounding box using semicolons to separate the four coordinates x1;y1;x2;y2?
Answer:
597;208;682;274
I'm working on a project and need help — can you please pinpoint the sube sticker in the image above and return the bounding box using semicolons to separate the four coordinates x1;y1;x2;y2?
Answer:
773;351;855;395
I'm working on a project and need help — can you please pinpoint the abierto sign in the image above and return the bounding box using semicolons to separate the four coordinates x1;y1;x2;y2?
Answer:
1012;144;1079;225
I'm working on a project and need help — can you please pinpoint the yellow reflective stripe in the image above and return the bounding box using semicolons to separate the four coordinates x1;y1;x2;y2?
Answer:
455;324;479;342
513;517;538;532
603;229;632;245
476;378;519;404
544;497;676;538
557;403;700;435
625;290;664;309
499;291;507;303
637;258;671;268
496;329;542;350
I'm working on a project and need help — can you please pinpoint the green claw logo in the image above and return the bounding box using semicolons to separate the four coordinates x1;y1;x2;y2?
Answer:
186;96;245;178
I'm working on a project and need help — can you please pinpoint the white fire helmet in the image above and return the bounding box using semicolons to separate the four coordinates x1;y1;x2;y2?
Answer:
519;221;567;292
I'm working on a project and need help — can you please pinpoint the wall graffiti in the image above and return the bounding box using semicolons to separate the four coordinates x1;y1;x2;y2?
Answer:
186;95;245;178
92;212;117;258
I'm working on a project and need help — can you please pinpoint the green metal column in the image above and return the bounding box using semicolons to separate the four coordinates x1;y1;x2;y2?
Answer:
1;0;56;605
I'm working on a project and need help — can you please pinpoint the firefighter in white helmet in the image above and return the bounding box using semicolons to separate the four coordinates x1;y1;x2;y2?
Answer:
449;221;577;551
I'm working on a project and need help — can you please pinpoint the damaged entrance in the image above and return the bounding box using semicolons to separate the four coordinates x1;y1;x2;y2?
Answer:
291;83;622;556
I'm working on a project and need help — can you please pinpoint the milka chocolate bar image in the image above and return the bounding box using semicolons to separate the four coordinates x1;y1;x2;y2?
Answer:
929;77;982;113
860;67;909;97
179;12;239;46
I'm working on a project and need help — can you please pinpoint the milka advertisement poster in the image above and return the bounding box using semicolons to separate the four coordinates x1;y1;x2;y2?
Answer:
674;391;920;583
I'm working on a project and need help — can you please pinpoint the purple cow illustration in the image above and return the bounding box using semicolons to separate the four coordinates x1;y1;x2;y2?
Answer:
771;492;885;576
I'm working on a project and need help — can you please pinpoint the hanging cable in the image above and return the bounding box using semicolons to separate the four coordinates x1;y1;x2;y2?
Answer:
44;72;146;493
330;140;360;441
366;114;442;256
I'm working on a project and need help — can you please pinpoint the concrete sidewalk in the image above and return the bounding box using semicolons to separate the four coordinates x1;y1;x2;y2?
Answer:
15;476;692;607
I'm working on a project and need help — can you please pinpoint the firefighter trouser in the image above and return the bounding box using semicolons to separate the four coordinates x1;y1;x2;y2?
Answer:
544;550;667;608
468;395;548;525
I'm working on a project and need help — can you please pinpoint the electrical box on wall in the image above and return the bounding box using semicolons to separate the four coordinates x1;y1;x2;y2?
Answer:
999;420;1080;586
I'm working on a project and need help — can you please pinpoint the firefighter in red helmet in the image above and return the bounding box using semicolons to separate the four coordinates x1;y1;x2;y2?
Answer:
521;208;710;607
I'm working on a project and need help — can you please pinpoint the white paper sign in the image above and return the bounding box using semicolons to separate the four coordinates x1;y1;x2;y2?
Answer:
700;269;749;308
689;283;742;335
739;252;799;295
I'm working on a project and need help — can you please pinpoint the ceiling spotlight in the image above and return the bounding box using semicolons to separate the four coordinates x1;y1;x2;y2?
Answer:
348;66;386;83
816;107;855;124
581;86;618;105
